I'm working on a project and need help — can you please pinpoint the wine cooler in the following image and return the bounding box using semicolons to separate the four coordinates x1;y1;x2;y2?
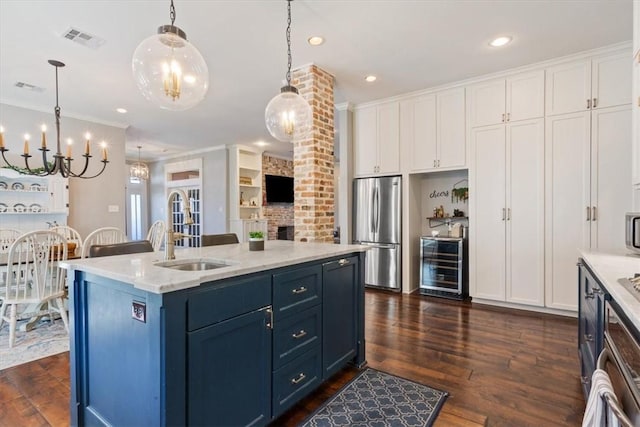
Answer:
419;236;468;300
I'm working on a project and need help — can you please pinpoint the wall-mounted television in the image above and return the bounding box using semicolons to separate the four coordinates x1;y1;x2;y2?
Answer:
265;174;294;204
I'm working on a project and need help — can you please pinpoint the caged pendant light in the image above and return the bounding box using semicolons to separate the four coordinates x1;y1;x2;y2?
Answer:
132;0;209;111
265;0;311;143
129;146;149;181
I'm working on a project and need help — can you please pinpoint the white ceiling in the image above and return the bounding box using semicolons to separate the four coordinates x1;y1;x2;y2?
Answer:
0;0;633;161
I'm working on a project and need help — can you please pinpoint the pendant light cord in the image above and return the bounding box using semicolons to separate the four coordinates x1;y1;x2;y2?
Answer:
169;0;176;27
286;0;292;86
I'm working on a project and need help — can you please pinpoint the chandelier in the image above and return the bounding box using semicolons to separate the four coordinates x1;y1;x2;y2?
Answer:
264;0;312;142
130;146;150;181
0;60;108;178
132;0;209;111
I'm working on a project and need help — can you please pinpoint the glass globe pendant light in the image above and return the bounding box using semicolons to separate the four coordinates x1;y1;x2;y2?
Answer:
132;0;209;111
265;0;311;142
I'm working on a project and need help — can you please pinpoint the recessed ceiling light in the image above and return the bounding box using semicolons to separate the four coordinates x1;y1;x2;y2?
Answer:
308;36;324;46
116;108;127;114
365;75;377;83
489;36;512;47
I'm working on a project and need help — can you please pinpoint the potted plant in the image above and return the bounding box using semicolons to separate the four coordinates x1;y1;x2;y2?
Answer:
248;231;265;251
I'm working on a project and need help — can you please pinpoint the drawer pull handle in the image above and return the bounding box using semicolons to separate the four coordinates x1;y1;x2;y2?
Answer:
291;373;306;385
585;334;594;342
585;292;594;299
338;258;350;266
292;330;307;339
580;376;591;385
292;286;307;294
591;287;602;295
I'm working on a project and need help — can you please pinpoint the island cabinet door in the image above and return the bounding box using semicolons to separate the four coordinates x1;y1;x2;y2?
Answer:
187;306;272;427
322;256;359;379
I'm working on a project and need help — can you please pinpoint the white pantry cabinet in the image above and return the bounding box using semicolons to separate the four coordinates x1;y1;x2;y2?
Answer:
545;51;631;116
545;106;632;311
354;101;400;176
633;0;640;195
470;119;544;306
406;88;466;172
468;70;544;128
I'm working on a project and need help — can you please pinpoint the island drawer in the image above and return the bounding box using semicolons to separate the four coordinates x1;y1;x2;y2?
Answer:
273;305;321;370
272;346;322;418
273;265;322;318
187;273;271;331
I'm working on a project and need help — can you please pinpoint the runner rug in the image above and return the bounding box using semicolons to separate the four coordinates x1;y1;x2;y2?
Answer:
300;368;448;427
0;318;69;370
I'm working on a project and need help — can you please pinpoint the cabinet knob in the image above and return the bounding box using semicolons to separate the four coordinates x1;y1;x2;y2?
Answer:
584;334;594;342
580;376;591;385
292;286;308;295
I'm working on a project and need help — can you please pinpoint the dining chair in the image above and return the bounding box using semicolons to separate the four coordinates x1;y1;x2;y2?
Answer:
201;233;239;246
81;227;127;258
146;220;166;251
50;225;83;258
0;230;69;348
0;228;21;254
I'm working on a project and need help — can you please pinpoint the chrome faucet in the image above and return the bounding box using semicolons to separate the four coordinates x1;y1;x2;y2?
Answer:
165;189;194;260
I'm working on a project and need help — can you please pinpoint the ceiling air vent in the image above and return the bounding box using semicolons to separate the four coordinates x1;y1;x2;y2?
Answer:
14;82;44;92
62;27;105;49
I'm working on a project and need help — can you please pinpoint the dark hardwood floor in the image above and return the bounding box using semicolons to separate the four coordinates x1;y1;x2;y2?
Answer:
0;290;585;426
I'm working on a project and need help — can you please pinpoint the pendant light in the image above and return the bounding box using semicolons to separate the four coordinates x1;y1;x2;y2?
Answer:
130;146;150;181
265;0;311;142
132;0;209;111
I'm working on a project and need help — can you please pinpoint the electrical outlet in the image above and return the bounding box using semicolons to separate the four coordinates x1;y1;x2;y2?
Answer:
132;301;146;323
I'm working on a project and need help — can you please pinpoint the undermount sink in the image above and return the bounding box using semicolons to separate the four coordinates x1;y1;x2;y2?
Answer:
155;258;231;271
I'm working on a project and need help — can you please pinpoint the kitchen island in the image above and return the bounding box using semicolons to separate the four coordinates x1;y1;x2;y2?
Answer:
61;240;367;427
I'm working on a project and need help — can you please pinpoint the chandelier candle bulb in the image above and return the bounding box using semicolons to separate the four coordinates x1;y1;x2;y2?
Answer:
23;134;30;155
0;127;4;149
41;125;47;148
66;140;72;159
84;133;91;155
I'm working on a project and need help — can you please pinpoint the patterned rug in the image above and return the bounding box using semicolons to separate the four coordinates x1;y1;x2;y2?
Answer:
301;368;448;427
0;318;69;370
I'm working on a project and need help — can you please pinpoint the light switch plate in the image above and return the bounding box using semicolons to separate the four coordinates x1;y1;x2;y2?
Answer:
108;204;119;213
132;301;146;323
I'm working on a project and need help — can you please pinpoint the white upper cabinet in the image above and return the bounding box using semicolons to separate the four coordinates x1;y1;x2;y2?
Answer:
406;87;466;172
437;88;466;169
545;51;631;116
468;70;544;128
354;101;400;176
633;0;640;192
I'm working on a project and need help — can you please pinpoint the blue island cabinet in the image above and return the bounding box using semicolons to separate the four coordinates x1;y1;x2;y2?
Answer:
69;252;365;427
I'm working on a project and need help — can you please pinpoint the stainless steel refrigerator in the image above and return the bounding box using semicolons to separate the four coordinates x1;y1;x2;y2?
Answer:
352;176;401;291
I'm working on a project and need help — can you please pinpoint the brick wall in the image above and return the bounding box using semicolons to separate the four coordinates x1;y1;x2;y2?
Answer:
292;65;335;243
262;154;294;240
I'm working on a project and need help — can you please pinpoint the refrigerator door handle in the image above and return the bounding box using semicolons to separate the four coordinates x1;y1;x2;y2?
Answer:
374;186;380;233
370;187;376;233
361;242;396;249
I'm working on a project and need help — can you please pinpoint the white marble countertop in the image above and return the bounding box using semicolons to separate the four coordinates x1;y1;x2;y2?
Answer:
60;240;367;294
580;250;640;331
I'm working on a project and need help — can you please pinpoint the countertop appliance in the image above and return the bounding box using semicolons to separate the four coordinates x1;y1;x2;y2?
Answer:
625;212;640;254
353;176;401;291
